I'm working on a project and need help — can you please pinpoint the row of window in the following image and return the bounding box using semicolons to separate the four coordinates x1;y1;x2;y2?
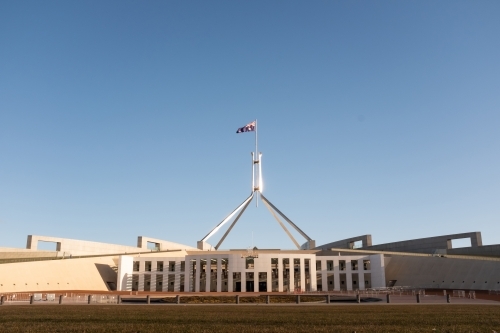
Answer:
133;261;185;272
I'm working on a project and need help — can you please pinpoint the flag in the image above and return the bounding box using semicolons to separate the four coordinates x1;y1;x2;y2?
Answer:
236;121;256;133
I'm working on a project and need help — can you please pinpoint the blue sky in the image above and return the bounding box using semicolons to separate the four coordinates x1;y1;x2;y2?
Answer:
1;1;499;250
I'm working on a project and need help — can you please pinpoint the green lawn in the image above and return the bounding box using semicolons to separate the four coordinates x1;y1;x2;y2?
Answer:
1;305;499;332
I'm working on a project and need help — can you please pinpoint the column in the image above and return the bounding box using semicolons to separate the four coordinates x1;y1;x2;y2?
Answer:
267;264;272;292
358;259;365;291
241;271;246;292
278;257;283;292
321;259;328;291
205;257;211;292
150;274;157;292
311;257;317;292
228;259;233;292
346;258;353;291
289;258;294;293
216;258;222;292
195;259;201;292
300;258;306;291
334;259;340;291
174;261;181;292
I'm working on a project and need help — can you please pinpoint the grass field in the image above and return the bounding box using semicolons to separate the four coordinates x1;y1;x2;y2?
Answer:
1;305;499;332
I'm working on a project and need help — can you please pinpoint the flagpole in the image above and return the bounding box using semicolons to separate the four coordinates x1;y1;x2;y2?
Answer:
255;119;258;207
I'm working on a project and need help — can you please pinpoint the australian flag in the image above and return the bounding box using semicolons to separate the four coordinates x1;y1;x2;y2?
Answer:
236;121;256;133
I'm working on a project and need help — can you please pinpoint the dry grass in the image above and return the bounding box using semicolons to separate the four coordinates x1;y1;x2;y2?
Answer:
1;305;499;332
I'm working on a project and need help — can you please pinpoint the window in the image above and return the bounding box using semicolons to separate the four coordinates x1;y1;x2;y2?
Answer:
169;261;176;272
157;261;163;272
180;261;185;272
145;261;152;272
327;260;333;271
133;261;140;272
316;260;321;271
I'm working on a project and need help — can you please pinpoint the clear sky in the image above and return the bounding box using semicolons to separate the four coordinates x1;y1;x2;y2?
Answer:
1;1;499;250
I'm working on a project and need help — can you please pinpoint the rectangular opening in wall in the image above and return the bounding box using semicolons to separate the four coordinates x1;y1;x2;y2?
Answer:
210;258;217;292
364;273;372;288
169;261;176;272
37;241;59;251
246;257;254;269
339;260;346;271
168;274;175;292
259;272;267;292
451;238;472;249
352;273;358;290
133;261;140;272
363;260;371;270
339;273;347;290
271;258;278;292
147;242;160;251
180;261;185;272
180;274;185;292
221;258;228;292
351;260;358;271
316;273;322;291
156;274;163;291
199;259;206;292
145;261;152;272
327;273;334;291
246;272;254;292
144;274;151;291
282;258;290;292
132;275;139;291
157;261;163;272
326;260;333;271
233;272;241;292
316;260;321;271
352;240;363;249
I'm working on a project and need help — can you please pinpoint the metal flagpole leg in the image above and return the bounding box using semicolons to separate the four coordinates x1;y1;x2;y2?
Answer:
215;193;254;250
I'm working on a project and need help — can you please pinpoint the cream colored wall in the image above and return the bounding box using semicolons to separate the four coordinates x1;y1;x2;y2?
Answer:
385;255;500;290
0;257;116;293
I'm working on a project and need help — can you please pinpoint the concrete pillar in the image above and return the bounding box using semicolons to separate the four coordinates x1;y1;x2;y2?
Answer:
300;258;306;292
241;272;246;292
228;270;233;292
346;260;353;291
326;294;330;304
446;294;451;303
333;259;340;291
59;295;63;304
267;268;272;292
358;259;365;291
386;294;390;303
0;296;5;305
278;257;283;292
416;294;421;303
266;295;270;304
235;295;239;304
289;258;295;292
205;257;211;292
88;295;92;304
356;294;360;303
117;295;121;304
176;295;180;304
195;259;201;292
296;295;300;304
321;259;328;292
150;274;157;292
162;273;168;292
216;258;222;292
138;274;144;292
146;295;150;304
254;272;259;293
30;295;34;304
